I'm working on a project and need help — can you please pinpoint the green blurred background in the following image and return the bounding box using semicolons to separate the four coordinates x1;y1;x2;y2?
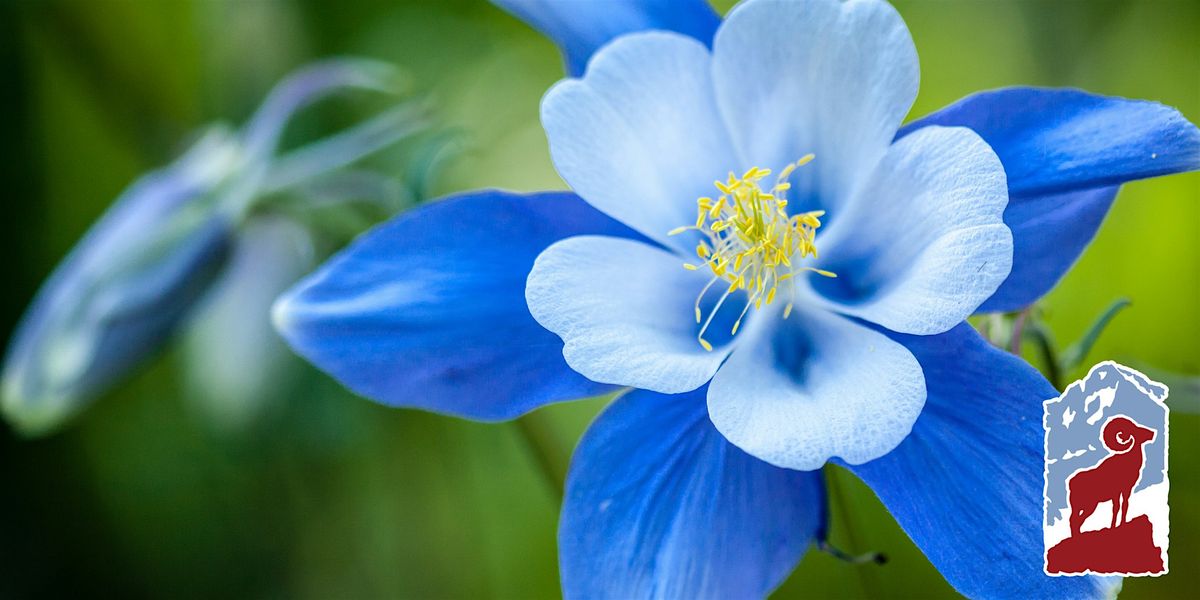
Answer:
0;0;1196;598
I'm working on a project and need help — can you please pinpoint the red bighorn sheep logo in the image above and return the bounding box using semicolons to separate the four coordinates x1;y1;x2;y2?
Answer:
1044;361;1169;576
1066;416;1156;536
1047;413;1165;575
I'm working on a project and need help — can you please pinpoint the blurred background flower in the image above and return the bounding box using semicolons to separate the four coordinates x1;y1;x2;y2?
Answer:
2;57;427;434
0;0;1195;598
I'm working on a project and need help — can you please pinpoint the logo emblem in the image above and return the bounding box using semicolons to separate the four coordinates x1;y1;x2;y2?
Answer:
1044;361;1169;576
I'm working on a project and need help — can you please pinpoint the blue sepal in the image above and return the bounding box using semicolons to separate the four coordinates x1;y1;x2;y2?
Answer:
561;386;825;599
273;190;641;421
491;0;720;76
900;87;1200;311
847;323;1119;599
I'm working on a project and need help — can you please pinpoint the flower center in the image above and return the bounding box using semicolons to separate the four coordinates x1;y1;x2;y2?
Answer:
669;154;835;351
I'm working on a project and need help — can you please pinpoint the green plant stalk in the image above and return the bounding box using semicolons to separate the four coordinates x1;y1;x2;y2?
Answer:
513;414;567;503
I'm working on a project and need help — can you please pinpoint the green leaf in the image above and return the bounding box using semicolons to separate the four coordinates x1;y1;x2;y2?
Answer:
1058;297;1132;373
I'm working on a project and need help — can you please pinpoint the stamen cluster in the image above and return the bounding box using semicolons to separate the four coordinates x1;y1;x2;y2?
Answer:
669;154;835;351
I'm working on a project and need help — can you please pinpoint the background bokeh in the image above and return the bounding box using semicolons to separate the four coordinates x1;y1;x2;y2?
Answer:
1;0;1196;597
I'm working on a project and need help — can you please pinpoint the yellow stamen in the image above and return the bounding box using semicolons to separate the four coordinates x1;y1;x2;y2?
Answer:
671;155;836;349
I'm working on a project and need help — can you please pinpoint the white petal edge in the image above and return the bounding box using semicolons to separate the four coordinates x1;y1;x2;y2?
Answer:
526;235;732;394
806;125;1012;335
712;0;920;214
707;303;926;470
541;32;737;253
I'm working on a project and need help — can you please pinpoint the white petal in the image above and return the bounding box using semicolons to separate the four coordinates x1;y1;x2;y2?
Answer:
541;32;737;252
526;236;734;393
707;303;925;470
712;0;919;212
807;126;1012;335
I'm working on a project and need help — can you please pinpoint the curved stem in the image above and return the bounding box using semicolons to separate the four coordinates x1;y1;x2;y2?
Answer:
1027;322;1062;390
824;467;884;595
513;414;566;503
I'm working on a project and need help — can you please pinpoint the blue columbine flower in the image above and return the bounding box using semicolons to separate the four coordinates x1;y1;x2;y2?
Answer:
273;0;1199;597
182;217;319;429
2;58;424;434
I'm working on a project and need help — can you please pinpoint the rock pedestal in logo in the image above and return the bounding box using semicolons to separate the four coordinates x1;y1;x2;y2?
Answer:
1047;515;1164;575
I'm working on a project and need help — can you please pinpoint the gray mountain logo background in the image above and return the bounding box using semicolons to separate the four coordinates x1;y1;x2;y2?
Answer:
1043;360;1169;575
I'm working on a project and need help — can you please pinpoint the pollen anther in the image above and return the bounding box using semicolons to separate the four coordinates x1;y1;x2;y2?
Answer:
668;154;835;351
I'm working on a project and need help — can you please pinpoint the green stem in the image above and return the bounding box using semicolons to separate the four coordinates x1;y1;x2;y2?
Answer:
824;467;883;595
514;414;566;503
1009;309;1030;355
1059;297;1131;374
1027;322;1062;390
